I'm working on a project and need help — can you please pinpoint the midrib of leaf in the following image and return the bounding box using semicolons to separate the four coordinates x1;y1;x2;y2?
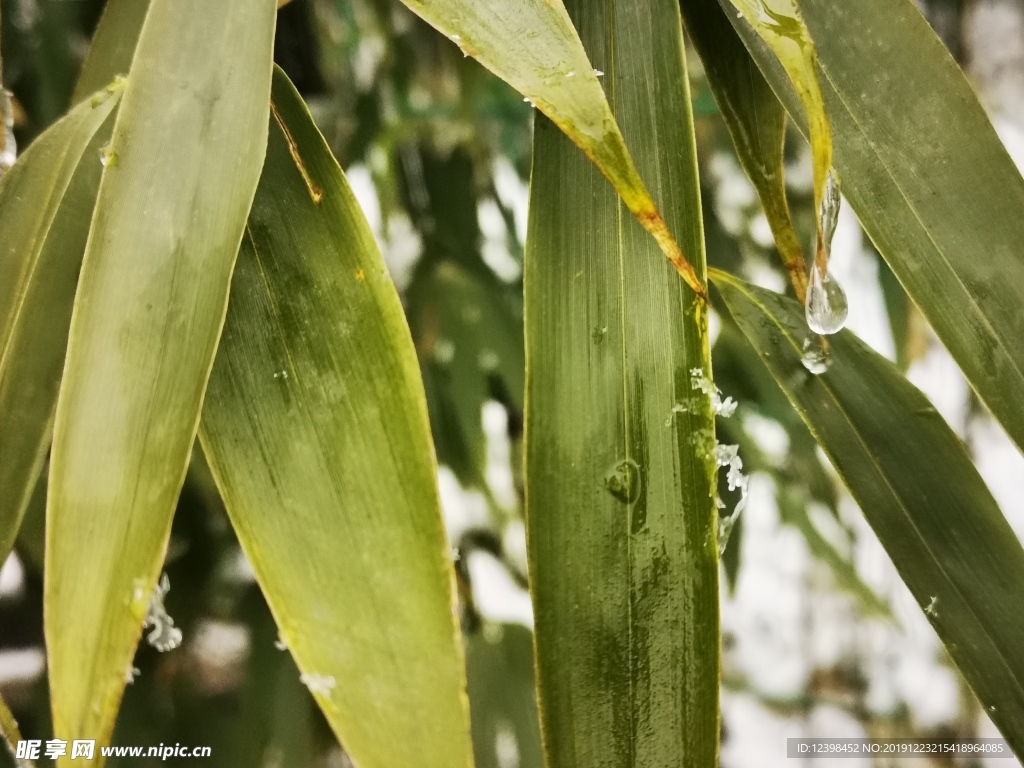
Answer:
607;26;640;755
711;270;1024;703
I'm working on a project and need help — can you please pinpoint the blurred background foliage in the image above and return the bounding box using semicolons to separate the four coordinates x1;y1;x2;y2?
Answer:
1;0;1018;765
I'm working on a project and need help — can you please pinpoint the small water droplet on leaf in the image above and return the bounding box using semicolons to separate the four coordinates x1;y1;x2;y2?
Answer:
604;459;641;504
99;144;118;168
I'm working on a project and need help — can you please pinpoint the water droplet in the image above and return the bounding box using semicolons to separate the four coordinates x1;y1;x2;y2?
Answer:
274;636;288;651
125;666;141;684
99;144;118;168
300;673;336;697
0;89;17;176
665;401;691;427
144;573;183;652
592;325;608;344
804;264;848;335
924;595;939;617
801;335;830;375
604;459;641;504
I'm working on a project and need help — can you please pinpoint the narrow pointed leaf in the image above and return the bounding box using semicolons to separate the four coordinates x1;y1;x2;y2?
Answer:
0;692;24;760
46;0;276;754
680;0;806;298
409;261;524;487
0;86;119;565
71;0;151;104
398;0;705;298
526;0;719;765
199;69;472;768
466;624;544;768
723;0;832;267
713;271;1024;752
776;492;891;620
725;0;1024;454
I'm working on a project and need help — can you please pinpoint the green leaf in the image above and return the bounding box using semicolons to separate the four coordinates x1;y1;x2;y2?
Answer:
525;0;718;764
726;0;1024;454
722;0;833;274
466;624;544;768
712;270;1024;751
46;0;276;754
402;146;525;488
198;69;473;768
680;0;807;298
397;0;706;298
0;692;24;761
71;0;151;104
409;261;524;487
775;488;892;620
0;85;120;565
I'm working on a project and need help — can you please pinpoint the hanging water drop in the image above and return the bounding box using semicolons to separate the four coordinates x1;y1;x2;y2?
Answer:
805;264;848;335
801;335;830;375
604;459;641;504
0;89;16;177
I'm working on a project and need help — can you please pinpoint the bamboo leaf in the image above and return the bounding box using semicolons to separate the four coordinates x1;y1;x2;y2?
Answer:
466;624;544;768
71;0;150;104
712;270;1024;752
398;0;706;298
0;692;24;761
409;261;524;487
775;490;892;620
725;0;1024;454
46;0;276;755
525;0;718;765
198;69;473;768
0;85;120;566
680;0;807;298
722;0;833;273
